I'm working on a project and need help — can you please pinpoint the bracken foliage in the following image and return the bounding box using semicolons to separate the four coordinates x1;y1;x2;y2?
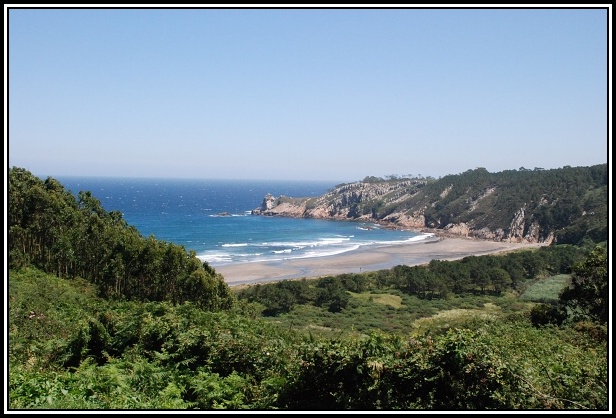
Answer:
7;167;609;411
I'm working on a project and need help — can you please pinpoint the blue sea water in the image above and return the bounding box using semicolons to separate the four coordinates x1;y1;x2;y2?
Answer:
55;176;430;267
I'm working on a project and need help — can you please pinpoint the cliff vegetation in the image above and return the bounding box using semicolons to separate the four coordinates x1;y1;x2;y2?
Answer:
253;165;608;246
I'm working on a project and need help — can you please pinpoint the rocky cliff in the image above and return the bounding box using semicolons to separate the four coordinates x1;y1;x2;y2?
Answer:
252;165;608;246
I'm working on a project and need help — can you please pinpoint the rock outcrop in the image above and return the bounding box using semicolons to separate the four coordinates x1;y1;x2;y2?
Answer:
251;165;607;246
252;186;551;243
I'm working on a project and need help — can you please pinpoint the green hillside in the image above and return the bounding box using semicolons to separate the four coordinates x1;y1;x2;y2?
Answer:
7;166;609;410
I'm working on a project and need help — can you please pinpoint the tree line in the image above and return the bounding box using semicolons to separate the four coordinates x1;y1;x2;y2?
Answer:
236;244;589;316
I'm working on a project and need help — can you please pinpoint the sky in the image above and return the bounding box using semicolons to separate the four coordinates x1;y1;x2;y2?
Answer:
5;6;611;183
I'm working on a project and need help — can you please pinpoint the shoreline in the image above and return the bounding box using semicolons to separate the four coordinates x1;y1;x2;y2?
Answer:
215;235;545;287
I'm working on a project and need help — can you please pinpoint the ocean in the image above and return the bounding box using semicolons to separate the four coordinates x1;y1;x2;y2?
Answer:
55;176;431;267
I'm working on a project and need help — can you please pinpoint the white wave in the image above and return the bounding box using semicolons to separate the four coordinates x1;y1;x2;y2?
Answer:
257;237;351;249
319;237;352;243
361;233;436;246
203;232;436;266
212;243;362;265
200;252;264;265
293;244;360;259
259;240;316;248
272;249;293;254
197;253;233;263
407;233;435;241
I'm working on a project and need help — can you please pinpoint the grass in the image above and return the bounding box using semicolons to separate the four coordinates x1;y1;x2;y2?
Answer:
411;303;502;335
519;274;571;303
349;291;403;309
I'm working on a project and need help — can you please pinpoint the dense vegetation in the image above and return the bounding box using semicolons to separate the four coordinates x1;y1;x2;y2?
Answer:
416;165;607;241
8;260;609;410
7;166;609;410
302;164;608;246
8;167;233;310
234;244;587;316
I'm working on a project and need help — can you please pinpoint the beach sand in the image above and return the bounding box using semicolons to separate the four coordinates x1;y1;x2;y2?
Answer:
216;236;545;286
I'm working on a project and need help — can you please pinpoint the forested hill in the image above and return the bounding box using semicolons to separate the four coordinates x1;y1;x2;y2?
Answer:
8;167;234;310
253;164;608;246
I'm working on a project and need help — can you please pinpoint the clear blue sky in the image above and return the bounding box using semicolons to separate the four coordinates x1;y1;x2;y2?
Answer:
6;6;610;182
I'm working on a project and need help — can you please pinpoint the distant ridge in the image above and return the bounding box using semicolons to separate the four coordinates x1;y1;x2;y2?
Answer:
252;164;608;246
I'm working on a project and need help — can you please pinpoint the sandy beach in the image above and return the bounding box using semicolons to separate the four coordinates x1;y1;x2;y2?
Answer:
216;236;544;286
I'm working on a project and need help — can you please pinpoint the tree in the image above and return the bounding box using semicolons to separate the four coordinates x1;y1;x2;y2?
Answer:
470;265;490;293
559;246;608;324
316;277;350;313
260;285;296;316
489;268;512;295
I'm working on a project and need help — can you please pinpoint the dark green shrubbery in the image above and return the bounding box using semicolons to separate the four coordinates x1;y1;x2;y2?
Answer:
9;254;608;410
8;168;608;410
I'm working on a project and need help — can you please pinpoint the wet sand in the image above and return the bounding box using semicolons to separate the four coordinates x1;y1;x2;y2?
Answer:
215;236;544;286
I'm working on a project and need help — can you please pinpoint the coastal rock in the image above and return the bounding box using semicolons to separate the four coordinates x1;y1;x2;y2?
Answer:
252;188;557;244
266;201;306;217
250;166;606;245
262;194;277;211
252;194;307;217
443;222;471;237
383;211;426;229
508;205;526;240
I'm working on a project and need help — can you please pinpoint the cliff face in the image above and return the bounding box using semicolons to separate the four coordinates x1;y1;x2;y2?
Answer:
252;165;607;245
253;185;551;244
